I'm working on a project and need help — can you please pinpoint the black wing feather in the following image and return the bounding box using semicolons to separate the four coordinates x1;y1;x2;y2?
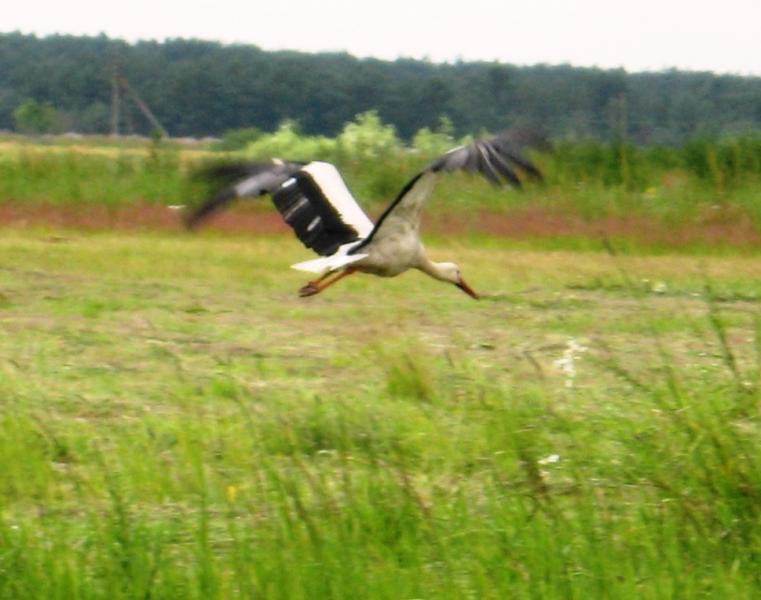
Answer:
429;130;544;185
184;160;303;229
272;171;365;256
186;160;373;257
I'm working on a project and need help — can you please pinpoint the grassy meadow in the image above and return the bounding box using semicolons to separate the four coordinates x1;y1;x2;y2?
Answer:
1;131;761;598
2;125;761;229
2;228;761;598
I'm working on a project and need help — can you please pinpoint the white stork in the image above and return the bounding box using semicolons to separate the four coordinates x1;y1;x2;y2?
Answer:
185;131;542;299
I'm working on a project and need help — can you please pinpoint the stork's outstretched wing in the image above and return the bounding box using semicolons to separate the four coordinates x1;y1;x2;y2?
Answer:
186;160;374;257
350;129;544;253
429;129;544;185
184;160;302;229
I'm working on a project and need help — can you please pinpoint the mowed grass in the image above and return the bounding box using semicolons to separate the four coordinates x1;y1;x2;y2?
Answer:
1;229;761;598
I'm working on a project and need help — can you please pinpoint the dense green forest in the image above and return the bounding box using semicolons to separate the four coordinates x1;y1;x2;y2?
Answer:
2;32;761;143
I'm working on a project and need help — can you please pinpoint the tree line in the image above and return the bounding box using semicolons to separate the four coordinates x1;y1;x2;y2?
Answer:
2;32;761;144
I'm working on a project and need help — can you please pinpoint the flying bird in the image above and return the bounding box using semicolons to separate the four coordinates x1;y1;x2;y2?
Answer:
185;131;543;299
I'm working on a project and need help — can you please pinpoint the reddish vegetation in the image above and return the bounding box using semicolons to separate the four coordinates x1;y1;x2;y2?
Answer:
1;202;760;248
0;203;286;234
431;207;761;248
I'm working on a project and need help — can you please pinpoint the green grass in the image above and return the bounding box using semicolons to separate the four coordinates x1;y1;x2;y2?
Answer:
3;134;761;232
0;141;205;206
1;229;761;598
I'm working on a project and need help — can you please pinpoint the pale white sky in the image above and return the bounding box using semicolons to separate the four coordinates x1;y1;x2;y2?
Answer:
4;0;761;76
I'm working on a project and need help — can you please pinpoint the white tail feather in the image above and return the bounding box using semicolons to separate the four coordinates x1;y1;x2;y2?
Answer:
291;252;367;274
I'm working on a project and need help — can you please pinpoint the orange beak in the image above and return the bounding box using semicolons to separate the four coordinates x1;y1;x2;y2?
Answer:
456;278;479;300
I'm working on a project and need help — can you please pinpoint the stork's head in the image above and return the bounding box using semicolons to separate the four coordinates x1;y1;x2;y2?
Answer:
436;262;480;300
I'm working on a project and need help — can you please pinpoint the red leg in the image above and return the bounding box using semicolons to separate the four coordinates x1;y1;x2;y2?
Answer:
299;268;357;297
304;270;333;287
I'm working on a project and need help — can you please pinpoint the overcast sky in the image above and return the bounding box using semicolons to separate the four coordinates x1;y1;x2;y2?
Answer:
5;0;761;76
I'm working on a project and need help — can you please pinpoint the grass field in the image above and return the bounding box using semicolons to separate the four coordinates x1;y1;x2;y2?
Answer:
2;227;761;598
3;131;761;232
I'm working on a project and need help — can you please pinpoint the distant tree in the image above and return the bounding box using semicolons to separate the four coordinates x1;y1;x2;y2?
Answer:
78;101;111;133
12;99;59;133
3;32;761;142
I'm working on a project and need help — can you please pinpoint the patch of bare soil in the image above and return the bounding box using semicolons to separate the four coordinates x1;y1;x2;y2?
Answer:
1;202;760;248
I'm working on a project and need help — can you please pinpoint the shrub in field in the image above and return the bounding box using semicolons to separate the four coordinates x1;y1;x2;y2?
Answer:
0;146;190;206
411;116;461;159
334;111;409;199
682;135;761;192
12;99;61;135
212;127;263;152
549;139;648;189
244;120;337;162
336;111;401;161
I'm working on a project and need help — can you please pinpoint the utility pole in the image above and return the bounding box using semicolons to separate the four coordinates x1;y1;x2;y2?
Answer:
117;75;168;138
109;62;168;138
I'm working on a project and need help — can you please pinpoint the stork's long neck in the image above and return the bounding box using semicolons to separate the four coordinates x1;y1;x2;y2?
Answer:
415;254;452;282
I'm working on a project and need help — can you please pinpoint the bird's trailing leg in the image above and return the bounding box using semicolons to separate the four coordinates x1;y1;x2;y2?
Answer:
299;268;357;297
